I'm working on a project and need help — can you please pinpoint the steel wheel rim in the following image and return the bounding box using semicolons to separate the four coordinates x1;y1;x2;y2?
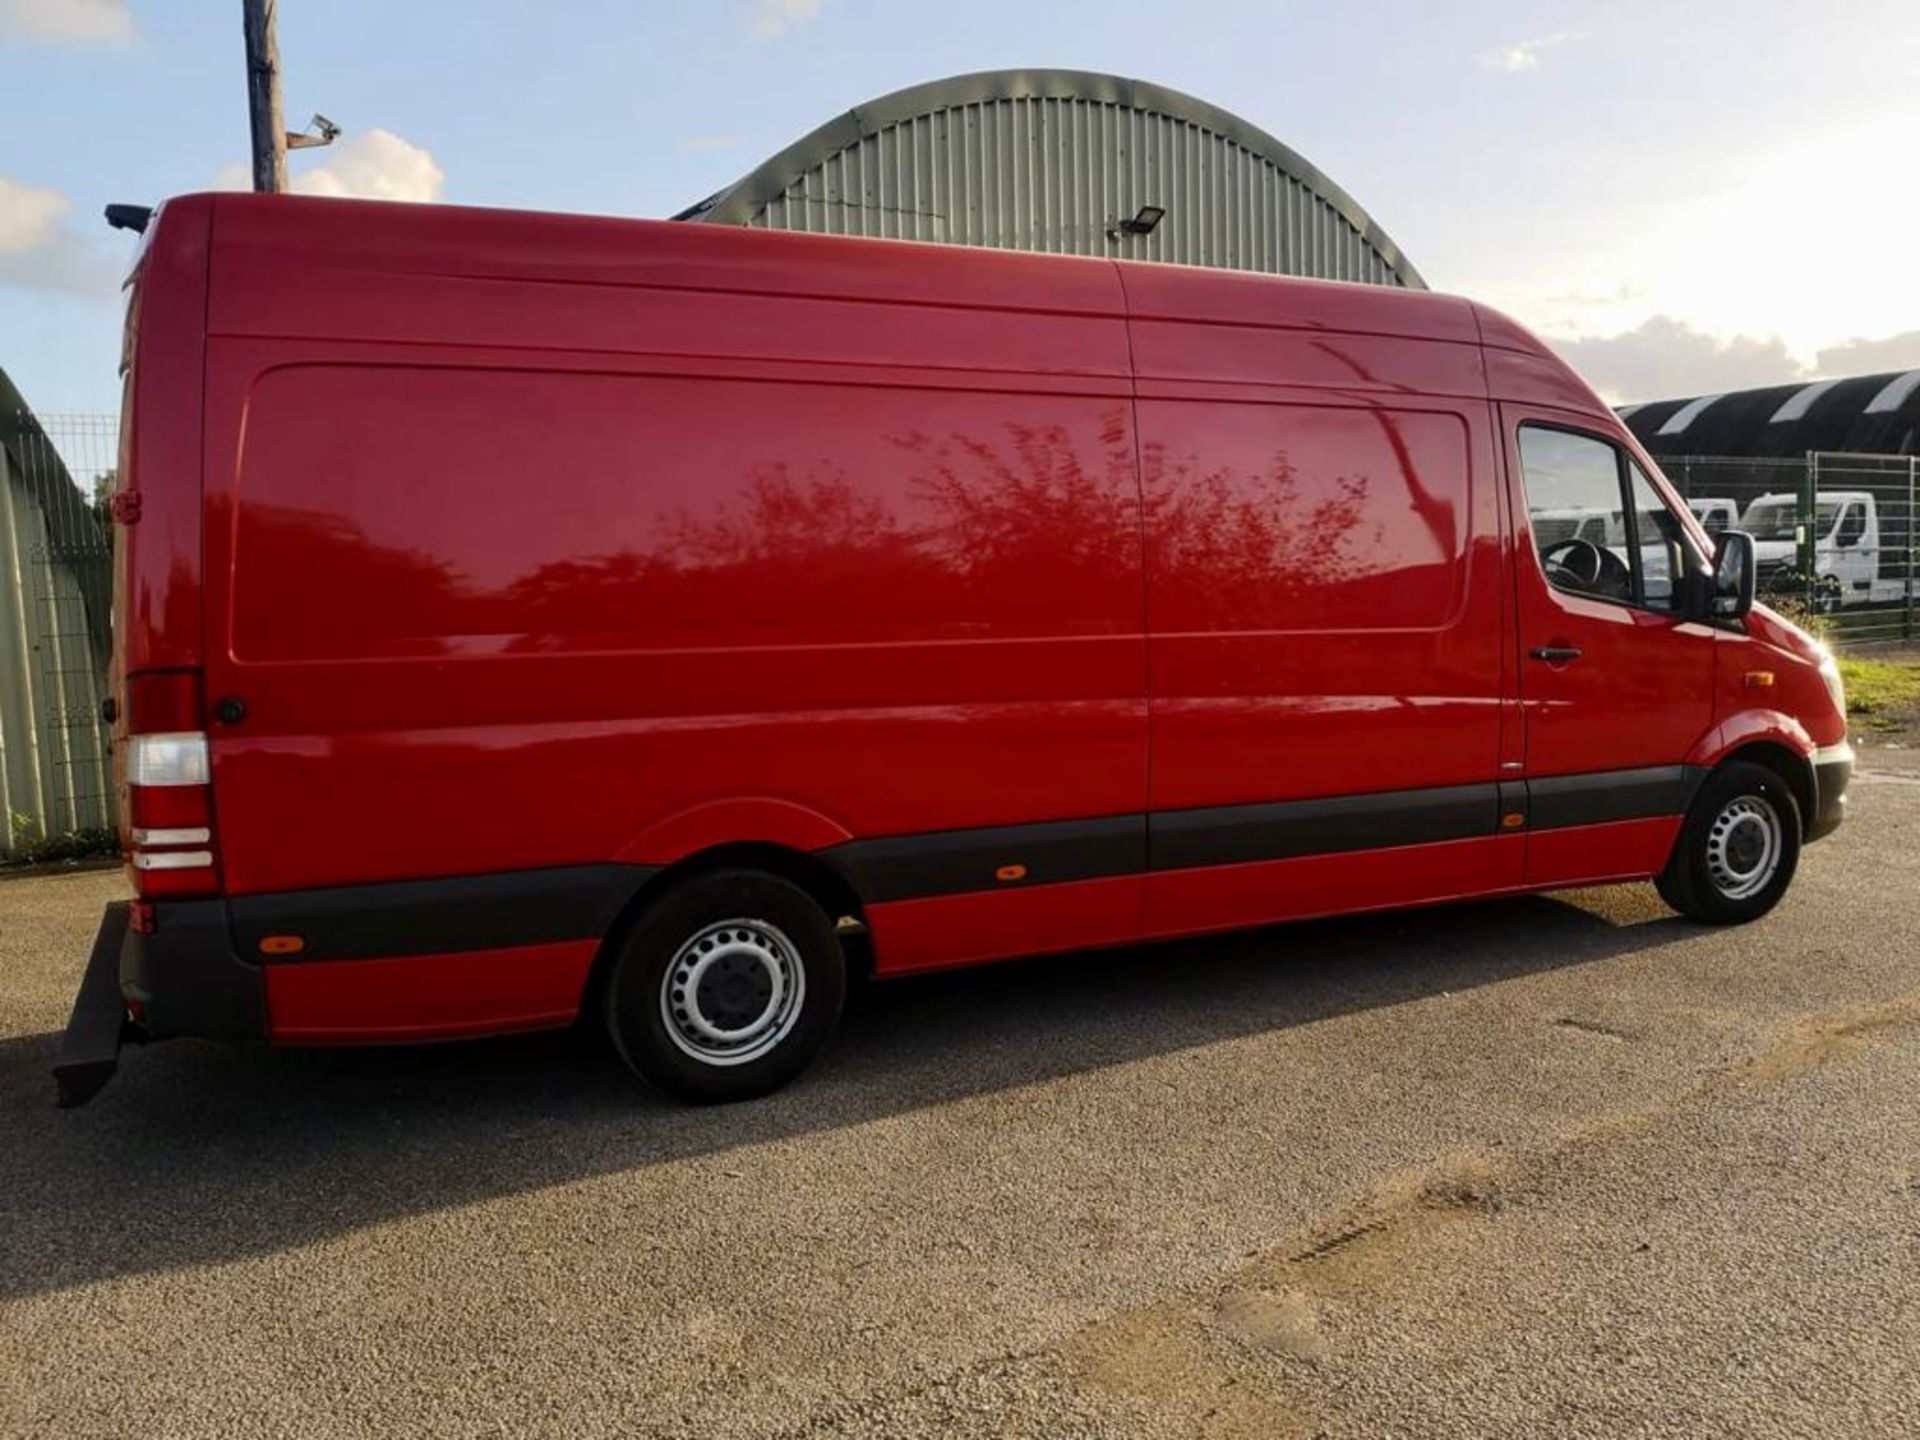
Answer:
1705;794;1783;901
660;918;805;1067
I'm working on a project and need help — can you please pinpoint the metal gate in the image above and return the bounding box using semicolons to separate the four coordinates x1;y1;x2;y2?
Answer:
0;410;116;859
1652;450;1918;648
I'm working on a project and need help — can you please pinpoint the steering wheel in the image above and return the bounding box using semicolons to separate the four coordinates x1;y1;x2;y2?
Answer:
1540;537;1631;599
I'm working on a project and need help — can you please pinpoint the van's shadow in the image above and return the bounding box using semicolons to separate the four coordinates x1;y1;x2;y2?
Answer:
2;890;1687;1300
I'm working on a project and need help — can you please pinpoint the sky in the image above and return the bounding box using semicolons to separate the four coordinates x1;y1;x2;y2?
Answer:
3;0;1919;417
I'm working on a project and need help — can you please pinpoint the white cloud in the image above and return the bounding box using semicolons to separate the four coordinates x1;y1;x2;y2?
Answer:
1547;316;1802;404
0;174;67;253
293;129;444;203
0;173;121;296
1545;284;1645;309
1813;330;1920;378
0;0;132;44
1476;29;1589;73
215;130;445;204
1547;317;1920;404
748;0;819;39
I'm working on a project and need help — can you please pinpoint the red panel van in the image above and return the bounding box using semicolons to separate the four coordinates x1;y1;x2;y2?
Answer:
56;194;1852;1105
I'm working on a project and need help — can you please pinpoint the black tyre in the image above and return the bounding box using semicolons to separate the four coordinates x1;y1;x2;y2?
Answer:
604;869;846;1103
1656;761;1801;924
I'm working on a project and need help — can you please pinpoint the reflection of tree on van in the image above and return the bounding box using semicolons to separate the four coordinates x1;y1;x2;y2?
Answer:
498;417;1383;647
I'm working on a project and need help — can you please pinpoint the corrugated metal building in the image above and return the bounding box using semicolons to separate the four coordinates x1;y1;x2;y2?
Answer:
1;370;115;859
679;68;1424;288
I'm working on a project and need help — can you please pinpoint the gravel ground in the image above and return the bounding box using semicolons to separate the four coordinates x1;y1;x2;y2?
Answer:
3;763;1917;1439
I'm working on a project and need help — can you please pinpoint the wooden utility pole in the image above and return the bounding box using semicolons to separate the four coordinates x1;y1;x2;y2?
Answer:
242;0;286;193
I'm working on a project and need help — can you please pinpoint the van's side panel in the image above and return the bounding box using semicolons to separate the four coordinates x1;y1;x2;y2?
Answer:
199;198;1148;997
1120;266;1516;932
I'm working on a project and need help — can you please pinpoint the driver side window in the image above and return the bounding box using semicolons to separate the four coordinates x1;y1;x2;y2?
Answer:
1518;424;1678;610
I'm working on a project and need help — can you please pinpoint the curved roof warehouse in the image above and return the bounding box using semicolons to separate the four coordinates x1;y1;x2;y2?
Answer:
678;68;1424;289
1621;370;1920;459
0;365;114;857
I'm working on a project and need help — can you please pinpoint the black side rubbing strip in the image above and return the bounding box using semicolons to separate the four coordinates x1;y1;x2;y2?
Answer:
1527;766;1704;831
1497;779;1529;827
228;863;658;962
204;770;1713;963
825;815;1147;903
1151;782;1501;871
825;767;1707;906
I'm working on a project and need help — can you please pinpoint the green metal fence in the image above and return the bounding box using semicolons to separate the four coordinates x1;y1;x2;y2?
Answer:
1653;451;1917;648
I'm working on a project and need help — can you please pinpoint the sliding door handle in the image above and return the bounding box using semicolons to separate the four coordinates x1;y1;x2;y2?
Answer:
1529;645;1583;663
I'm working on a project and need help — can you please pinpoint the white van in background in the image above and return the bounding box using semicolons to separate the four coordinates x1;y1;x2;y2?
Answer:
1741;491;1903;608
1687;497;1740;536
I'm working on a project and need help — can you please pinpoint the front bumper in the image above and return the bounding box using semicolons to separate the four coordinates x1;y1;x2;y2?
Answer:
52;899;266;1107
1808;741;1853;843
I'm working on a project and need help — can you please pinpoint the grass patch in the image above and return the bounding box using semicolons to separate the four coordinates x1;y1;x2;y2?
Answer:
1839;654;1920;733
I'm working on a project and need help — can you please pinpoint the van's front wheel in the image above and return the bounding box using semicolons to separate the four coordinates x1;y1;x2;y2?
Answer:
1656;761;1801;924
605;869;846;1103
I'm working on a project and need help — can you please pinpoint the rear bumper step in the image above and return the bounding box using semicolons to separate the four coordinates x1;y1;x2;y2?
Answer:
53;903;132;1108
53;898;270;1108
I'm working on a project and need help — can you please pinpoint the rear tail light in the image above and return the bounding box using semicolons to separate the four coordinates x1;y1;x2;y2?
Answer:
124;671;219;898
129;732;210;787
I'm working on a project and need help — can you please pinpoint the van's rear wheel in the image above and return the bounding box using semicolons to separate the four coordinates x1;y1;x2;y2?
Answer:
605;869;845;1103
1656;761;1801;924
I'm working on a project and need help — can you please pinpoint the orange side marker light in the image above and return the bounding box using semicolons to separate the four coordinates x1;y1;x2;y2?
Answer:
258;935;306;956
995;864;1028;883
1744;671;1776;688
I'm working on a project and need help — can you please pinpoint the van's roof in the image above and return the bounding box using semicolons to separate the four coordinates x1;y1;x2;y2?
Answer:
172;192;1610;418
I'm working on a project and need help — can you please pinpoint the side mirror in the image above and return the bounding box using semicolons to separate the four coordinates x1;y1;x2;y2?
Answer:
1708;529;1756;620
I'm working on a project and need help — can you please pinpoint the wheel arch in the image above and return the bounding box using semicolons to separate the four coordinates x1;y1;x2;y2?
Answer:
1712;740;1816;836
581;840;873;1022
